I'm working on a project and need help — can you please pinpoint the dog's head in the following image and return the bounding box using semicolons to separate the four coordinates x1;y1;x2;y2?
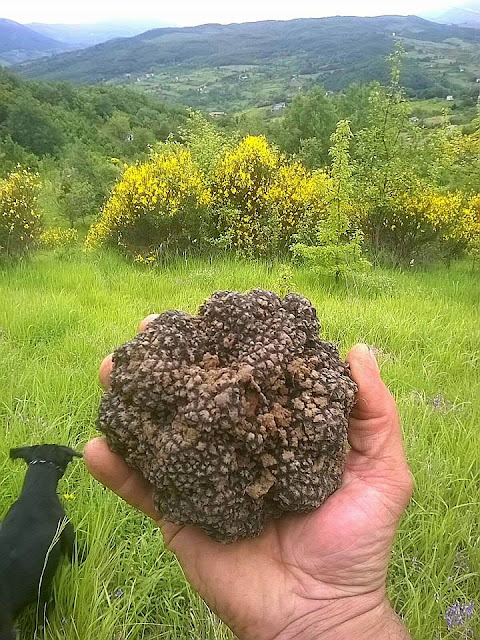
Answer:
10;444;82;475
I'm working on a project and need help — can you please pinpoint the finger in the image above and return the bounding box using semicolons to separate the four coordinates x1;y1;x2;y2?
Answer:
84;437;161;522
99;354;113;390
99;316;159;390
139;314;159;332
346;344;404;462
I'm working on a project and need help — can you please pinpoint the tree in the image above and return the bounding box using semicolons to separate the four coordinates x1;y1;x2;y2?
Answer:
3;97;65;157
275;87;337;167
57;141;120;226
292;121;370;278
353;45;441;259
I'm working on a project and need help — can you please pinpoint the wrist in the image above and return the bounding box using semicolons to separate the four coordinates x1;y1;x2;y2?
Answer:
271;597;410;640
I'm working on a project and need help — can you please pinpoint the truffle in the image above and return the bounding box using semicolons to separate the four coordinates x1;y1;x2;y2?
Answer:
98;290;357;542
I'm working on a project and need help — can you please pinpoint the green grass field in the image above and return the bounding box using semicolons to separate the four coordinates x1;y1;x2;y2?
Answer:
0;252;478;639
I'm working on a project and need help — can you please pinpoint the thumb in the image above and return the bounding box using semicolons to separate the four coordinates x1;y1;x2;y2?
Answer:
345;345;413;513
346;344;409;470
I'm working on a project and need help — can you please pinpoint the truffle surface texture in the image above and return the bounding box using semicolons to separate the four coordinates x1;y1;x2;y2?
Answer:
98;290;357;542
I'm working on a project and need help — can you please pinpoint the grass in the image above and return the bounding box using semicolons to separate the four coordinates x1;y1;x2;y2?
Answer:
0;251;479;639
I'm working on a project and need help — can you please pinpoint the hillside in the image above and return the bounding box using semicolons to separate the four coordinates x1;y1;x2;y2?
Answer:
27;20;177;48
0;18;71;65
17;15;480;112
427;2;480;27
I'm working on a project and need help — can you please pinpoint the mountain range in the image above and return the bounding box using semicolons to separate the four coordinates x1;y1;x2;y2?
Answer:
425;2;480;27
0;18;72;65
12;15;480;112
26;20;177;48
0;18;175;64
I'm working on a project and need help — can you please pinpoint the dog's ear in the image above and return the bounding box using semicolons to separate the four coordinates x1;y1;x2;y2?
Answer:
59;446;83;460
9;446;36;463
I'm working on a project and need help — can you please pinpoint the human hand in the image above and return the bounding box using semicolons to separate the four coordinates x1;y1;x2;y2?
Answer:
85;317;413;640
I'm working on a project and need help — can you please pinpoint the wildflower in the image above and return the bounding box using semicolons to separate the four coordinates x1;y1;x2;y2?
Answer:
40;227;77;251
63;493;75;500
444;600;475;630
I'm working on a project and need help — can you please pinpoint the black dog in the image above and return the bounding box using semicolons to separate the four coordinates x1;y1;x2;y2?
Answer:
0;444;82;638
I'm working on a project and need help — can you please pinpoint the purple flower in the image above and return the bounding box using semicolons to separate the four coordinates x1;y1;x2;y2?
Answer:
445;600;475;630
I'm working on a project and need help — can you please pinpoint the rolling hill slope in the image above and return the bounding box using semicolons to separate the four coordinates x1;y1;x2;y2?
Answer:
17;15;480;111
0;18;71;65
27;20;177;48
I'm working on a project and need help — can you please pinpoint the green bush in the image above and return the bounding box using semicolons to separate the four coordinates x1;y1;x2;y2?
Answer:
291;121;371;278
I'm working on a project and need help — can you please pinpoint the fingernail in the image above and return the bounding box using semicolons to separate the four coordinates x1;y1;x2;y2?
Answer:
367;346;379;369
356;344;379;368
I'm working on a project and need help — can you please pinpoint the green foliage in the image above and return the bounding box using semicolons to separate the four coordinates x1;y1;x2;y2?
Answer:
3;44;480;268
179;111;234;178
57;142;120;227
4;96;65;157
0;70;187;225
272;263;297;296
275;87;337;167
292;121;370;278
346;46;465;264
0;168;42;259
0;136;37;177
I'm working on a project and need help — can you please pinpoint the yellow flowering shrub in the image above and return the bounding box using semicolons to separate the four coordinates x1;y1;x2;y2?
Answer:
39;227;78;250
360;182;466;263
85;146;212;254
214;136;279;255
214;136;330;256
462;194;480;257
265;164;330;244
0;168;41;259
398;189;463;233
215;136;279;210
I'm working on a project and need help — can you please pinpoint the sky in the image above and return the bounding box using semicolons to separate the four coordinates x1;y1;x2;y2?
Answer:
4;0;464;26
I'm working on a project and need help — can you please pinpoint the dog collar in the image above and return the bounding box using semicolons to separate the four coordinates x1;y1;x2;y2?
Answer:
29;459;64;474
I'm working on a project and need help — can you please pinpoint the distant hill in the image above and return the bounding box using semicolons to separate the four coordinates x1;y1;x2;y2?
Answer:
426;2;480;27
27;20;177;48
17;15;480;111
0;18;72;65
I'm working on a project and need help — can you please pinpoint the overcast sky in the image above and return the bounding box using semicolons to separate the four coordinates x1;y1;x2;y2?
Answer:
5;0;462;26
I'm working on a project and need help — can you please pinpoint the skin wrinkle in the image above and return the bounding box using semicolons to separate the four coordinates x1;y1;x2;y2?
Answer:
343;472;408;523
267;592;387;640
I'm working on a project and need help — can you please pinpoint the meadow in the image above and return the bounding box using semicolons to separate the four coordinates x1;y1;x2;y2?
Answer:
0;252;478;639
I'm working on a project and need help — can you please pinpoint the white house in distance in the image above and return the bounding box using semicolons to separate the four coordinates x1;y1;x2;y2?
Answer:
446;95;454;101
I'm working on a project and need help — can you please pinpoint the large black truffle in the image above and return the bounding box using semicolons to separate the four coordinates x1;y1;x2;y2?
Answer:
99;290;357;542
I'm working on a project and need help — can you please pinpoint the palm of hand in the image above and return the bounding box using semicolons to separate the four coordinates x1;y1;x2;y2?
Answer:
86;342;412;640
160;447;405;640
